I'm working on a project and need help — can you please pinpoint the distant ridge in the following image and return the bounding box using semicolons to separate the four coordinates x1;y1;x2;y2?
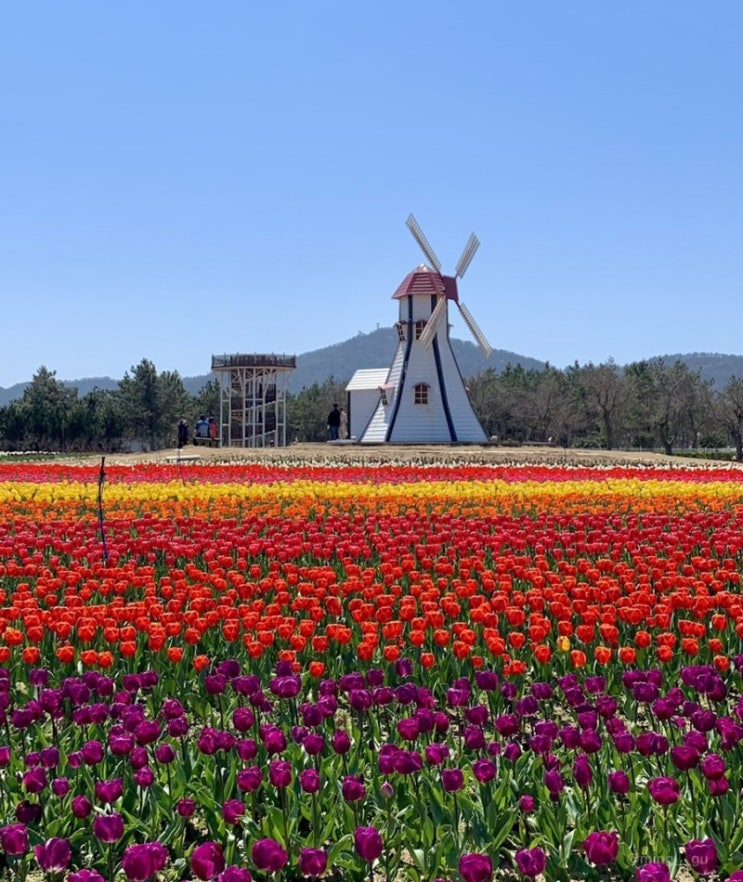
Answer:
1;331;742;407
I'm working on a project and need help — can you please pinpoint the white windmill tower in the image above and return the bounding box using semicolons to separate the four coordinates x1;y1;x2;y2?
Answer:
358;215;492;444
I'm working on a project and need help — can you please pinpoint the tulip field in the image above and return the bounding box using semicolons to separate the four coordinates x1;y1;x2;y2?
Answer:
3;458;743;882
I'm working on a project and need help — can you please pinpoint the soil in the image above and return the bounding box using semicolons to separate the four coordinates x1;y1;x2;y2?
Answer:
69;443;742;470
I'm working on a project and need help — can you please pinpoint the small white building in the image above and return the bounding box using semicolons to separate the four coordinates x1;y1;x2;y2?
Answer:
344;368;390;441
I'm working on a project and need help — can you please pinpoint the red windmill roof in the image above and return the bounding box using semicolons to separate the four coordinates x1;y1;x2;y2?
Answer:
392;265;446;300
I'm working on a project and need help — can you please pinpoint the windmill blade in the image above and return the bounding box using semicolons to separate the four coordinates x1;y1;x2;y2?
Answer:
457;301;492;358
418;297;448;348
406;214;442;273
455;233;480;278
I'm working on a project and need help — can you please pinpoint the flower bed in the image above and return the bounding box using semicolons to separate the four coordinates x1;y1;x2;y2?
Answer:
0;463;742;881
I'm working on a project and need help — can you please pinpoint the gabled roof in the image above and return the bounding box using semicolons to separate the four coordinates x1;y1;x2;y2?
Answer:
345;368;390;391
392;264;446;300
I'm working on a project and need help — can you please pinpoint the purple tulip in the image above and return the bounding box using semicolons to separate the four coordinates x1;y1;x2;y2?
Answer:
670;745;700;771
495;714;520;736
177;798;196;818
612;731;635;753
16;800;42;824
573;755;592;790
252;838;288;873
636;862;671;882
475;670;499;691
700;753;726;780
52;776;70;797
110;732;135;756
128;745;149;769
68;871;105;882
397;717;420;740
259;725;286;754
583;831;618;866
135;720;161;745
218;868;252;882
342;775;367;802
519;794;535;813
648;777;680;806
40;746;59;768
81;740;104;765
608;770;630;795
331;730;351;755
0;823;28;856
270;674;301;699
425;743;450;765
232;707;255;732
121;842;169;881
155;743;176;764
22;767;47;793
298;847;328;877
354;826;383;863
72;795;93;818
636;732;669;756
299;768;321;793
237;767;263;793
685;838;718;875
577;707;599;729
237;739;258;761
92;812;125;844
441;768;464;793
580;729;603;753
472;758;496;783
269;759;292;788
96;777;124;804
544;769;565;801
349;689;373;711
191;841;226;880
34;837;72;872
515;847;547;879
708;776;730;796
458;852;493;882
289;724;307;745
503;741;521;762
303;733;324;756
205;673;227;695
222;799;245;825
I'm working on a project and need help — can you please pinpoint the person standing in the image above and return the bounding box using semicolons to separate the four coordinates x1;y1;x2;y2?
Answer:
340;408;348;440
195;415;210;440
177;419;188;449
327;404;341;441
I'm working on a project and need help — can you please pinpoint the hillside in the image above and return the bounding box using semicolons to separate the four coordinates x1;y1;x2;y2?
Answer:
1;331;742;406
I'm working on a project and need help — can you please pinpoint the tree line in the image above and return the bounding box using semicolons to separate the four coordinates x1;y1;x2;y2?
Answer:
468;359;743;460
1;357;742;460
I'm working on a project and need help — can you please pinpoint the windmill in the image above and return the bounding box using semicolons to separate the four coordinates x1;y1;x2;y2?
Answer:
408;214;492;357
351;214;491;444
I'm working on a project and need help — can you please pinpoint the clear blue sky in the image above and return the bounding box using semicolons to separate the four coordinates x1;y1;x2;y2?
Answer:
2;2;741;387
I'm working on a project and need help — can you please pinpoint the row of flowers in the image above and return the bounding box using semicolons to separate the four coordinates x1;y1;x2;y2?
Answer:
0;461;741;880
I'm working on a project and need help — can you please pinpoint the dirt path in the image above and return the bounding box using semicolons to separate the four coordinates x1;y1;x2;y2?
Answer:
70;443;741;469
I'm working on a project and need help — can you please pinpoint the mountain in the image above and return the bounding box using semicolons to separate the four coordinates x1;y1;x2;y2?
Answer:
285;328;545;393
1;332;742;407
660;353;743;390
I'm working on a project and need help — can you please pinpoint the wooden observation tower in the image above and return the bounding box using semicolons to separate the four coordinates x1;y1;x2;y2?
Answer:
211;353;296;448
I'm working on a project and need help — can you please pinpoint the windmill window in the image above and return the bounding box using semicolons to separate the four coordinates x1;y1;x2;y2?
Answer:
414;383;429;405
395;322;406;341
414;320;425;340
